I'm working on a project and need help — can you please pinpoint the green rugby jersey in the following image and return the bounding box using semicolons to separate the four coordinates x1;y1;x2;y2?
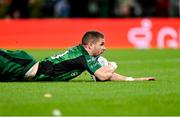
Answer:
35;45;102;81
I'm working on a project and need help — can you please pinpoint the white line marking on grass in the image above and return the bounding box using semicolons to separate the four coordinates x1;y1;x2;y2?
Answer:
52;109;61;117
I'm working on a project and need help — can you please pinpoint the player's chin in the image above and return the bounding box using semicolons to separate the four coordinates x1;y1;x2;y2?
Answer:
95;53;102;57
94;50;104;57
98;51;104;56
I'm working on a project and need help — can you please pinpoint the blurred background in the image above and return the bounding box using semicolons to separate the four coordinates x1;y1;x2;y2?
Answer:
0;0;179;19
0;0;179;49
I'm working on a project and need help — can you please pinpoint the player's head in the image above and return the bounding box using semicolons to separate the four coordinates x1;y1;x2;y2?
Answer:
82;31;106;57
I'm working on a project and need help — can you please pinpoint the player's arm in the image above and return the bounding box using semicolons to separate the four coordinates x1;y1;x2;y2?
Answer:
94;62;117;81
93;56;155;81
110;72;156;81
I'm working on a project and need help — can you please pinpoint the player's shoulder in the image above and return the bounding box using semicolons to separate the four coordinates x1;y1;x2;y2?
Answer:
63;45;89;60
68;45;83;54
72;45;93;58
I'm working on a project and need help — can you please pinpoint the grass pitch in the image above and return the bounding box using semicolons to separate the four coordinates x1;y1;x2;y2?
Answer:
0;49;180;116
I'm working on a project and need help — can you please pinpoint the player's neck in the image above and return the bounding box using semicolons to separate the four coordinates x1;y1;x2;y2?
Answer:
82;45;93;56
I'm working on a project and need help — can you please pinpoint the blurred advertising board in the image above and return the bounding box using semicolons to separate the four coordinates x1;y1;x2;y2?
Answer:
0;18;179;49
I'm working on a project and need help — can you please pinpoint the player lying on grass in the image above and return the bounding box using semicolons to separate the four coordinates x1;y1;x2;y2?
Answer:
0;31;155;82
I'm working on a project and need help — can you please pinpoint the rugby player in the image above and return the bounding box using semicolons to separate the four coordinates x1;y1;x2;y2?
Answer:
0;31;155;82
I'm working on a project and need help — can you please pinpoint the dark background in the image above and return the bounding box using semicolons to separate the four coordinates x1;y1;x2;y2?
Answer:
0;0;179;18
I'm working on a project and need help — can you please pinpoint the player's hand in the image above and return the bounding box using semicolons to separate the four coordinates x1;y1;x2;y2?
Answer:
147;77;156;81
135;77;156;81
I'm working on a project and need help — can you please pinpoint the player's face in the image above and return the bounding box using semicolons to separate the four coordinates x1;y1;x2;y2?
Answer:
92;38;106;57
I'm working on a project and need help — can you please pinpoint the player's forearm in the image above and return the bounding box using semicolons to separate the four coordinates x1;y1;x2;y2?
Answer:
95;56;155;81
110;73;156;81
110;73;128;81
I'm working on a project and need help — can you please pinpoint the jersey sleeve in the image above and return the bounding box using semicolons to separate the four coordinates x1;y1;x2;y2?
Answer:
82;56;102;75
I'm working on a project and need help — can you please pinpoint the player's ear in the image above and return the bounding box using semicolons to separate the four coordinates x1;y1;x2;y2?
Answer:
88;42;94;49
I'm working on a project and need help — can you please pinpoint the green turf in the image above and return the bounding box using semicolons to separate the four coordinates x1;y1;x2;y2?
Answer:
0;49;180;116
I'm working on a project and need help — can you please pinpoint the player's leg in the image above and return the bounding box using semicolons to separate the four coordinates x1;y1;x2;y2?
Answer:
0;49;37;81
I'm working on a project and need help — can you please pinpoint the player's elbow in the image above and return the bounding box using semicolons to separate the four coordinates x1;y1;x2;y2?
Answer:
97;72;113;81
94;67;114;81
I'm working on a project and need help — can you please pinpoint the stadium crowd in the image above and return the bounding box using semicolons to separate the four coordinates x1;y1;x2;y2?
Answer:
0;0;179;18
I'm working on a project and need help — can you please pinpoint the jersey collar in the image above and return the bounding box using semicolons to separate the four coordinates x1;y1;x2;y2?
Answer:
79;44;90;56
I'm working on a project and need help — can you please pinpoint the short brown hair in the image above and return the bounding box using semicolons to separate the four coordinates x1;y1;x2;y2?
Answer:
82;31;104;45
